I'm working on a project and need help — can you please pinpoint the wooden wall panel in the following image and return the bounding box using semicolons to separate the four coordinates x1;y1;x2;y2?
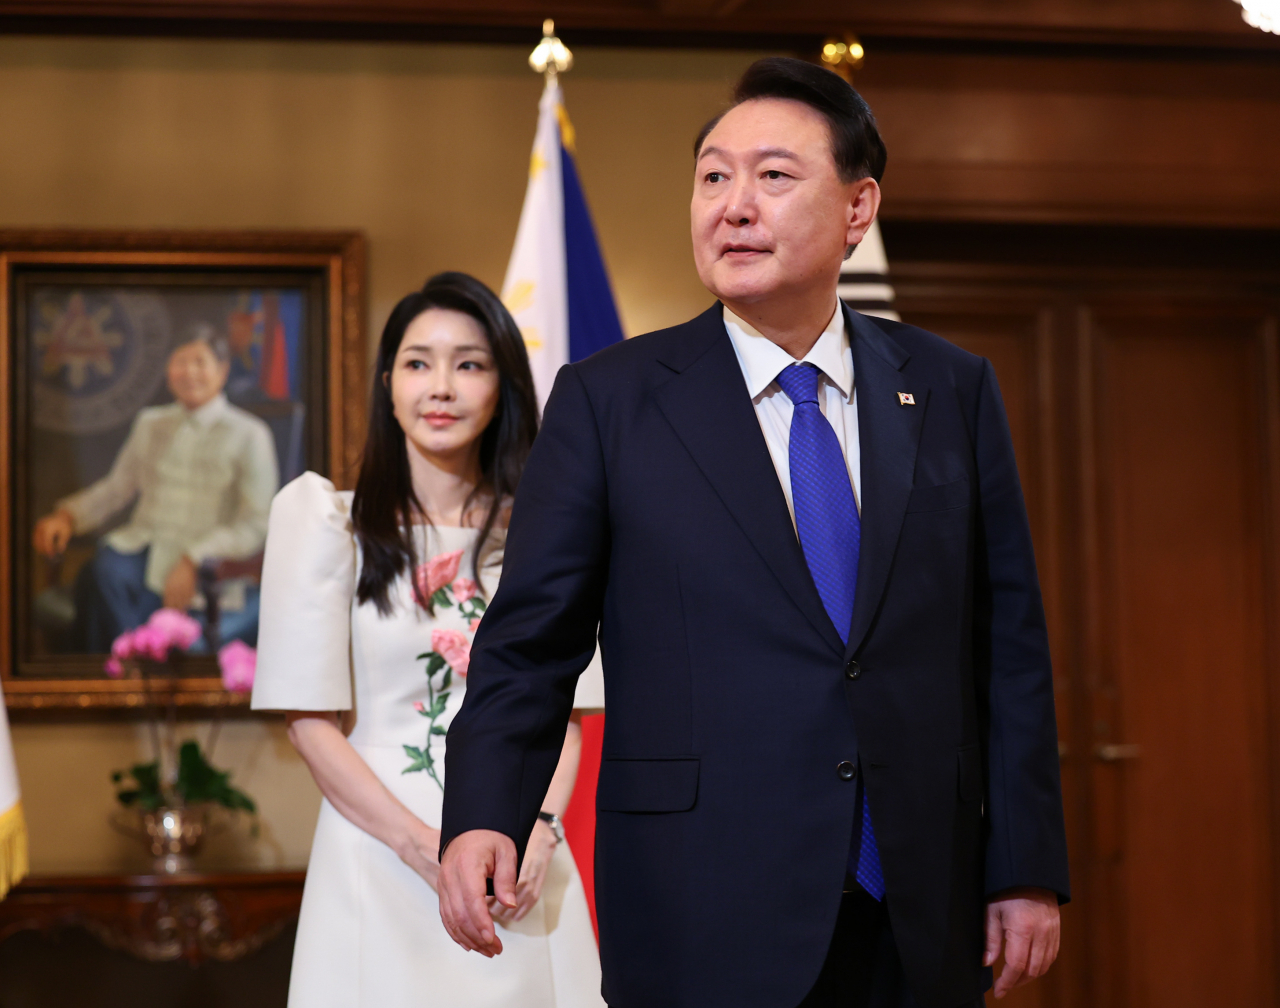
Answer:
896;251;1280;1008
860;52;1280;228
1084;306;1278;1008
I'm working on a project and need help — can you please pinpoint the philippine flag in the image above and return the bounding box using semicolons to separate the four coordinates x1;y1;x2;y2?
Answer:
501;77;625;407
502;74;622;936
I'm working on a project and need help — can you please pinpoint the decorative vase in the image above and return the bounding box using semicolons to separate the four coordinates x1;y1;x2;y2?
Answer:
140;806;208;874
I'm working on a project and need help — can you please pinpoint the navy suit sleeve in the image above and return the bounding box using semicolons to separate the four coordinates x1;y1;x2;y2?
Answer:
440;364;609;860
972;359;1071;903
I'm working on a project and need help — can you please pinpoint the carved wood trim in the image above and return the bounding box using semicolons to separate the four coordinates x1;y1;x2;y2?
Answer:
0;872;307;965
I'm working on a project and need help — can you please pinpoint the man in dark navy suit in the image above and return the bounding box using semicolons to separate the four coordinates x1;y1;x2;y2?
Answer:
438;57;1068;1008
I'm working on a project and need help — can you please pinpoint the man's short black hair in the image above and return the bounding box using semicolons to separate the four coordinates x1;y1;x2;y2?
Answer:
694;56;887;185
175;321;230;364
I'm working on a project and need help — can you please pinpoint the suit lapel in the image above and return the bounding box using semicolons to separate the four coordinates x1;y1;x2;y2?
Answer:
655;307;845;656
846;306;928;656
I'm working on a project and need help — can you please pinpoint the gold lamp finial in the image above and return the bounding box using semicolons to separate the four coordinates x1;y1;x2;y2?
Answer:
529;19;573;80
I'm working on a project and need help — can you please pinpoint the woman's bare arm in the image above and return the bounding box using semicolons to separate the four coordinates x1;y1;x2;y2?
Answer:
285;711;442;891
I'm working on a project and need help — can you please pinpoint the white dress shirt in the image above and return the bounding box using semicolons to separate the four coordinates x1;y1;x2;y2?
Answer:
60;393;279;595
723;302;861;523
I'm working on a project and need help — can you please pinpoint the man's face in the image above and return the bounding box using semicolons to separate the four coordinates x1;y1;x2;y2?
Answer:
691;98;877;307
167;340;229;410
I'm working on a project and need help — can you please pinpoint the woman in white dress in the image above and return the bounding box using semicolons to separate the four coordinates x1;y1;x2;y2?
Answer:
251;272;605;1008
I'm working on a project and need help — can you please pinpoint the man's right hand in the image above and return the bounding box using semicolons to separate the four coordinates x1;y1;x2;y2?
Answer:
33;509;74;558
437;828;519;957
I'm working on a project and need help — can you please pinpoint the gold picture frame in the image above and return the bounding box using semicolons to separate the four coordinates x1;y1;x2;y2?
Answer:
0;229;367;713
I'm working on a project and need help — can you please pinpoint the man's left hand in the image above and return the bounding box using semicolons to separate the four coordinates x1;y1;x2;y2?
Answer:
984;886;1060;999
163;555;198;611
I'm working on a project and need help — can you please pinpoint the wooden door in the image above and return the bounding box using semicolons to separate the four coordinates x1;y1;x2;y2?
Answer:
893;261;1280;1008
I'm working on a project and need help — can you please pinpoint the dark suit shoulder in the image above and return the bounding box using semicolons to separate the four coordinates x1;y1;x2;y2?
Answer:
857;312;989;392
569;304;723;388
862;313;983;368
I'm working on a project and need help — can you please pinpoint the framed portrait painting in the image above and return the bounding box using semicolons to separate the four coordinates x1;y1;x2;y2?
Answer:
0;230;367;712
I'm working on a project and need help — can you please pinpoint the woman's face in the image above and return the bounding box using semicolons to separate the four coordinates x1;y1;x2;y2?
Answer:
389;308;501;464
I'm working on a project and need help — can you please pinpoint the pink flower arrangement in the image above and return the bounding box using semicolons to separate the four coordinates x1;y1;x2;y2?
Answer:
469;617;482;633
217;639;256;693
104;608;202;677
432;628;471;678
147;608;203;650
416;549;464;599
451;578;478;603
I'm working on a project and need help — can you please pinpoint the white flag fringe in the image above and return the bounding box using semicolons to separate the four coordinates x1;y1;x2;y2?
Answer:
0;697;28;900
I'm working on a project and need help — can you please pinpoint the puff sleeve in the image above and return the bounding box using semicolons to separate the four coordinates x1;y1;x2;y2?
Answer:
250;472;356;712
572;649;605;712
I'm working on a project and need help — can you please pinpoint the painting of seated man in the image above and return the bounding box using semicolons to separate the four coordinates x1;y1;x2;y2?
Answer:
24;285;313;660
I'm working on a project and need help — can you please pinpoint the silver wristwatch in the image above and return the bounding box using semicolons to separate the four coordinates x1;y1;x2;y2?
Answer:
537;811;565;844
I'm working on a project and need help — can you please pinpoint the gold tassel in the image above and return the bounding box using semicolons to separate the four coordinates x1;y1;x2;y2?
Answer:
0;800;29;900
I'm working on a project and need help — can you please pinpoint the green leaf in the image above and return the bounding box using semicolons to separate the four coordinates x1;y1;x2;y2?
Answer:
431;588;451;609
440;669;452;692
429;695;448;719
130;761;162;796
172;740;257;813
402;744;427;773
425;654;446;677
429;724;448;735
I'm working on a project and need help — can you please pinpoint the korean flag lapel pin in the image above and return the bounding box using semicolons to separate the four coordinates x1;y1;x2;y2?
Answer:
897;392;916;406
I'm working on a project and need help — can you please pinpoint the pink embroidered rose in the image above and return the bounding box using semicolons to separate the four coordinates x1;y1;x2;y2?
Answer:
146;608;202;651
416;549;464;598
432;628;471;678
217;639;256;693
414;701;426;713
451;578;478;603
469;617;482;633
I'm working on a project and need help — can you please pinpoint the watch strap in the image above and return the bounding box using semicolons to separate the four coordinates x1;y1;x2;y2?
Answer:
537;811;565;843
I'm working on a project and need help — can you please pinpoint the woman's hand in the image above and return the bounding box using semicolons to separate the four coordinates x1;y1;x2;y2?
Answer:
396;820;443;892
490;819;558;924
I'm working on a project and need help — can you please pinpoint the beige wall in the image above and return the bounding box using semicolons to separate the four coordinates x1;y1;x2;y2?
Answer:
0;35;771;874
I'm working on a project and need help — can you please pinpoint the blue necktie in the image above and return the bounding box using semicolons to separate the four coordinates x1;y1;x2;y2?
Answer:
774;363;885;901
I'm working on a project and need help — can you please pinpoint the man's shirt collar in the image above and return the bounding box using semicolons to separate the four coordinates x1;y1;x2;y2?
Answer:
722;301;852;401
185;392;229;428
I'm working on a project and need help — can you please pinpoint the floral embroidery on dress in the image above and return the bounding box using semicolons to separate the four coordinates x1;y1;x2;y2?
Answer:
402;549;489;789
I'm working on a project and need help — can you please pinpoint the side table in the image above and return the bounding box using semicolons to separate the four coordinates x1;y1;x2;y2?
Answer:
0;871;306;965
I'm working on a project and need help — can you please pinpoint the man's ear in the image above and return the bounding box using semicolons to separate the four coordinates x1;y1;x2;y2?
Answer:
845;177;882;250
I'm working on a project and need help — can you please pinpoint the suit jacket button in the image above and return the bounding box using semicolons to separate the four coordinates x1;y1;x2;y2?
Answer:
837;761;857;781
845;660;861;680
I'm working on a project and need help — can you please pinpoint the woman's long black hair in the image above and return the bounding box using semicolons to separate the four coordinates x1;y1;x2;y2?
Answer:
351;271;539;615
